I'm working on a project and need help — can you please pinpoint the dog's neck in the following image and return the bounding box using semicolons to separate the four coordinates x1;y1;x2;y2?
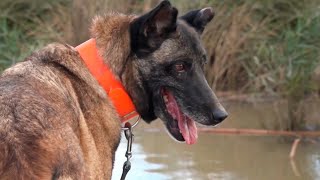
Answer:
89;13;155;121
79;13;150;121
76;39;138;122
75;13;139;122
90;13;135;79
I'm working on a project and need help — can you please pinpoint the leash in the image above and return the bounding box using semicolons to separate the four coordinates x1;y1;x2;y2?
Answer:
120;117;140;180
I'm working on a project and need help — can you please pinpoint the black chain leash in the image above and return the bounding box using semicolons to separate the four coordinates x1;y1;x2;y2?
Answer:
120;122;134;180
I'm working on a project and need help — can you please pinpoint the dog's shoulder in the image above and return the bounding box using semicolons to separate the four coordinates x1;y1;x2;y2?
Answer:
2;43;106;98
3;43;80;78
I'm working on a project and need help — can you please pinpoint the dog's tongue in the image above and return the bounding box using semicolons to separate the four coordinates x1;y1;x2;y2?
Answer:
164;90;198;145
178;113;198;145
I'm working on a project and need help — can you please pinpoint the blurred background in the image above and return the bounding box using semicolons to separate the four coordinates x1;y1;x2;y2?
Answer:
0;0;319;179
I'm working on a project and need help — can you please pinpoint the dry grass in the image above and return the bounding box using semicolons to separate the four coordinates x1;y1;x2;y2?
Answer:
203;3;255;91
69;0;159;45
173;0;320;97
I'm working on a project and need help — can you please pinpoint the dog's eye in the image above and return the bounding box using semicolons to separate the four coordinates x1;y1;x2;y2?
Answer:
174;63;185;72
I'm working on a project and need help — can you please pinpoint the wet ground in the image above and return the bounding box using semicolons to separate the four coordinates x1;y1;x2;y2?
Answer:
112;101;320;180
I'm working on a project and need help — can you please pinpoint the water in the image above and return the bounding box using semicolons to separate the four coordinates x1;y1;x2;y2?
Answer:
112;102;320;180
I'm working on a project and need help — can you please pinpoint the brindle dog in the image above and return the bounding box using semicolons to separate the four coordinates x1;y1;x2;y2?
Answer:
0;1;227;179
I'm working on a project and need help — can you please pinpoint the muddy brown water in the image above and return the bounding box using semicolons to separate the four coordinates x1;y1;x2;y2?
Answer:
112;102;320;180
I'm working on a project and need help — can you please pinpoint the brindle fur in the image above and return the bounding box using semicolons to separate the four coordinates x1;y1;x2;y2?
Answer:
0;1;227;179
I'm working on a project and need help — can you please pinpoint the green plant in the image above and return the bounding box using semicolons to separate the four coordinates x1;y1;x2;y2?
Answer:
0;18;21;71
0;0;71;71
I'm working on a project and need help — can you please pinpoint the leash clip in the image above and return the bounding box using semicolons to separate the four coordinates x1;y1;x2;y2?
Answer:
120;122;134;180
121;116;140;130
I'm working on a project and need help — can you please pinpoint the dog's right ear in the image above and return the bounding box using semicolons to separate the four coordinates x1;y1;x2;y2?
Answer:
130;0;178;57
180;7;214;34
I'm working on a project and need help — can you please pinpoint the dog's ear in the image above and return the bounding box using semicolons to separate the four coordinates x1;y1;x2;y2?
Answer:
130;0;178;57
180;7;214;34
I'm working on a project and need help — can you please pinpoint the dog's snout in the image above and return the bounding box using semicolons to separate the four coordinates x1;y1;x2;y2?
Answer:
212;109;228;122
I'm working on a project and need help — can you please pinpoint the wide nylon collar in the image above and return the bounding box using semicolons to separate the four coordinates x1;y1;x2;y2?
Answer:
75;39;138;122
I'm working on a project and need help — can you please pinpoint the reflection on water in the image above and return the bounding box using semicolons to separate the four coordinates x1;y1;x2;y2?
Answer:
112;102;320;180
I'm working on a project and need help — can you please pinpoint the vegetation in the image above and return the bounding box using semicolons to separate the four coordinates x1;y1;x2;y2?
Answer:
0;0;70;71
0;0;319;130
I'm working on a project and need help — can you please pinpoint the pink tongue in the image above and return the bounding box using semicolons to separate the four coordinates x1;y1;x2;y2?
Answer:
164;90;198;145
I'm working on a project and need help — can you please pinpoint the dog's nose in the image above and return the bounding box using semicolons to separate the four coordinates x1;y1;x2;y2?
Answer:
212;110;228;122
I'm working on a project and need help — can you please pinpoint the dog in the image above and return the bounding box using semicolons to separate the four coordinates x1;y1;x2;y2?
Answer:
0;1;228;179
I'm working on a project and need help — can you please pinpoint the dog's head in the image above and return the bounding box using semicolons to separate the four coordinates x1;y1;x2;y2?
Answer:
127;1;228;144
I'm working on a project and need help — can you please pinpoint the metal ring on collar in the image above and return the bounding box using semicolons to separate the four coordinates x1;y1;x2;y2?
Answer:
121;116;141;130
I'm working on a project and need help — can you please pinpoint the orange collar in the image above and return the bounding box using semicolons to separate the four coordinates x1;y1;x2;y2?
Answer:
75;39;138;122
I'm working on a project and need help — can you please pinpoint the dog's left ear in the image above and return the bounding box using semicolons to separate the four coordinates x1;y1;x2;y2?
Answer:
130;0;178;57
180;7;214;34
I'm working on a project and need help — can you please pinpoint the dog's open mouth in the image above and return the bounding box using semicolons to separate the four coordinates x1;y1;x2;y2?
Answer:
161;88;198;145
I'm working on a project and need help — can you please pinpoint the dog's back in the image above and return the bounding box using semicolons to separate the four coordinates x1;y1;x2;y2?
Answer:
0;44;121;179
